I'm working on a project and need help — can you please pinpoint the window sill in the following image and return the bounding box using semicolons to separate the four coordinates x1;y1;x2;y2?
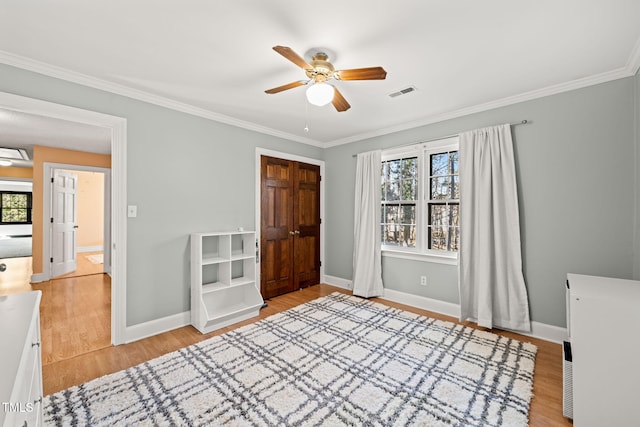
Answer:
382;249;458;266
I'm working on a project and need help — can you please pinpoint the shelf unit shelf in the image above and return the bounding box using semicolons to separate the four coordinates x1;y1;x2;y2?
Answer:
191;231;263;334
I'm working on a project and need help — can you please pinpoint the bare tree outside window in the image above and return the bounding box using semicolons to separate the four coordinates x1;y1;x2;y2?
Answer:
380;137;459;256
381;157;417;247
428;151;459;251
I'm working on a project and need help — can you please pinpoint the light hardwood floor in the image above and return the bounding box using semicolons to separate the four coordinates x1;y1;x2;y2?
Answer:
39;282;572;426
0;253;111;365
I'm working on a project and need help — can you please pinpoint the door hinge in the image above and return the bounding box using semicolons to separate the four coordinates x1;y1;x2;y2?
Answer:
51;177;54;183
50;257;53;263
50;217;53;223
319;261;322;267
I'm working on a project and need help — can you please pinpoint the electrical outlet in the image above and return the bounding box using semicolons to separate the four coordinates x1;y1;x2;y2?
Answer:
420;276;427;286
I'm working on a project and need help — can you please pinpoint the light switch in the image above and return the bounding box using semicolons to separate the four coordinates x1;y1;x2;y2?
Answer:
127;205;138;218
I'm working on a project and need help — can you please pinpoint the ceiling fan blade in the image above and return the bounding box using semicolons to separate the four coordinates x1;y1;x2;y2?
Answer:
272;45;313;70
265;80;306;94
332;88;351;112
335;66;387;80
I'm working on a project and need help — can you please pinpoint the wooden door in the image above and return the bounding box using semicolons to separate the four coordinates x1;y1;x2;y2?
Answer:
260;156;320;299
51;170;78;277
293;162;320;289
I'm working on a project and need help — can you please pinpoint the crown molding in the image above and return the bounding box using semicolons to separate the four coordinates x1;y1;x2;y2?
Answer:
0;50;324;148
2;45;638;150
323;65;638;148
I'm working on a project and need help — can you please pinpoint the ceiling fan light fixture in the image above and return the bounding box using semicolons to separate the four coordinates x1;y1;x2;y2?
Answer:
306;82;334;106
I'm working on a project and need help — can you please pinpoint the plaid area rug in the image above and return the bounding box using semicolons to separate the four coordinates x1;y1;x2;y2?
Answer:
43;293;537;426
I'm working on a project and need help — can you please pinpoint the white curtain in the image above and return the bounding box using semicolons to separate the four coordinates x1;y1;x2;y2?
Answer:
352;150;384;298
459;124;531;332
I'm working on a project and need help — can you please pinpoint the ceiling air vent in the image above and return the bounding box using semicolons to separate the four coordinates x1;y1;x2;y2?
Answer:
388;86;417;98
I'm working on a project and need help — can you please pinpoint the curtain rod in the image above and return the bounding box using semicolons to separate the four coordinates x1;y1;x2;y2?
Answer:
352;120;530;158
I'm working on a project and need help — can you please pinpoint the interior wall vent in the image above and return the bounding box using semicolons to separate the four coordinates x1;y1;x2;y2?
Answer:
388;86;417;98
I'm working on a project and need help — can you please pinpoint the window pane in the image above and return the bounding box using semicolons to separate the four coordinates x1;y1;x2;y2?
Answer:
400;204;415;225
402;158;417;180
399;224;416;247
431;177;451;200
453;176;460;199
1;193;30;224
2;208;26;223
451;227;459;251
430;176;459;200
431;153;448;176
381;202;416;248
382;157;417;203
429;227;447;250
386;181;400;201
383;223;416;247
388;159;401;181
428;203;459;251
400;179;416;200
385;205;398;224
430;204;459;227
451;151;459;174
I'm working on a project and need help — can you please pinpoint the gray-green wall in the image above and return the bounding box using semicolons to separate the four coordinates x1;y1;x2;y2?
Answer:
324;77;636;328
635;69;640;280
0;64;323;326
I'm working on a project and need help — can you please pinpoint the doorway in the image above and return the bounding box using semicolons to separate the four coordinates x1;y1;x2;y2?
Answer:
48;165;110;280
260;155;321;298
0;91;127;345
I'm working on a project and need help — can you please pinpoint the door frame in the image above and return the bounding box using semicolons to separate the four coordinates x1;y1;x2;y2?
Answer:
0;91;127;346
255;148;325;290
45;164;111;278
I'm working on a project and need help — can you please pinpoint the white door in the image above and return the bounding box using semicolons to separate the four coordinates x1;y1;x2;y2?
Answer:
51;170;78;277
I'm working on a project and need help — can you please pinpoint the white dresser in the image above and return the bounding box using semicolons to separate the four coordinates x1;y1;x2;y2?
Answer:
566;274;640;426
0;291;43;427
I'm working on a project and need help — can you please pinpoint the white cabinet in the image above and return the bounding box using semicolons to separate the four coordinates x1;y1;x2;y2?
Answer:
0;291;43;427
191;231;263;334
566;274;640;426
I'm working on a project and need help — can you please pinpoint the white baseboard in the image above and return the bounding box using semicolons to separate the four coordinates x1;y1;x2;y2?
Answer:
125;310;191;344
323;275;568;344
380;288;461;319
523;321;568;344
30;272;49;283
322;274;352;290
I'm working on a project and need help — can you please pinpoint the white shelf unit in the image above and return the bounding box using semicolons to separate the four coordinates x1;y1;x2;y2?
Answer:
191;231;263;334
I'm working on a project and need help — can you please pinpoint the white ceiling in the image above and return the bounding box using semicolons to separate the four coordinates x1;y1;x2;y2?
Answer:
0;0;639;150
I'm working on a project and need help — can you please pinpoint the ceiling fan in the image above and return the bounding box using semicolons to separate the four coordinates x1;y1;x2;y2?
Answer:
265;45;387;112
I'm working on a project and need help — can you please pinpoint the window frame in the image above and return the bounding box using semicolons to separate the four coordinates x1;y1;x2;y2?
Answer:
0;190;33;225
381;136;459;265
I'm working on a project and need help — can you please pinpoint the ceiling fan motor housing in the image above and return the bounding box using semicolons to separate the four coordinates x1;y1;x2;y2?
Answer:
306;53;335;82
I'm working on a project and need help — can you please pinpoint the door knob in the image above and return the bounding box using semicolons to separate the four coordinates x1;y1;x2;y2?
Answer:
289;231;295;236
294;230;300;235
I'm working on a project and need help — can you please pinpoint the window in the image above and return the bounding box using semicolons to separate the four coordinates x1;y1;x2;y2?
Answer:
381;137;459;262
427;150;459;252
0;191;32;224
381;156;417;248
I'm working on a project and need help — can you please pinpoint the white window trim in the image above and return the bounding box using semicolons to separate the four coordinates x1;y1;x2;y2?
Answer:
381;136;459;264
